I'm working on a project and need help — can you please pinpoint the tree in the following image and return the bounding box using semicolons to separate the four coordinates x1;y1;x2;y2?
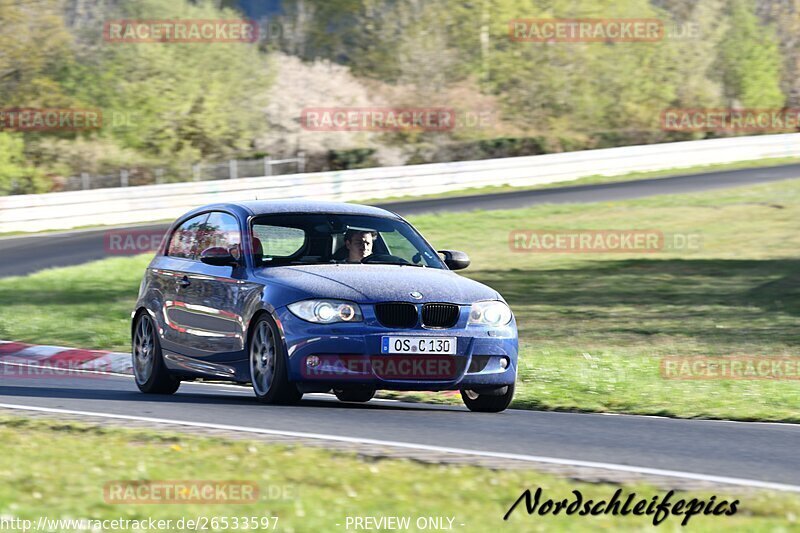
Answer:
0;133;46;195
757;0;800;106
0;0;74;107
59;0;273;161
716;0;784;107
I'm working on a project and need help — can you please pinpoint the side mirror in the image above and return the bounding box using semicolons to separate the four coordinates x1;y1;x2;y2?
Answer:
200;247;238;267
438;250;470;270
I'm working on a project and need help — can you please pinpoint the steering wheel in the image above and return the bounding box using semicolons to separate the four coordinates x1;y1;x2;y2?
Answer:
361;253;410;265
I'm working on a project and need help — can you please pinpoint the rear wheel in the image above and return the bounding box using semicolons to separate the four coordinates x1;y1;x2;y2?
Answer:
334;389;376;403
132;313;180;394
460;383;514;413
249;315;302;405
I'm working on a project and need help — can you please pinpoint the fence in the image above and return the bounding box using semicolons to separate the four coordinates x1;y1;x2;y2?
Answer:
58;154;306;192
2;134;799;233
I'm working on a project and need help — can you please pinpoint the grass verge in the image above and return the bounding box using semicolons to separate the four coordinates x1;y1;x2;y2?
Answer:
0;179;799;421
0;416;796;531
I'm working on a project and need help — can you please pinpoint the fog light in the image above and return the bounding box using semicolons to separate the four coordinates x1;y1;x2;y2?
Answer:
306;355;321;368
499;357;509;369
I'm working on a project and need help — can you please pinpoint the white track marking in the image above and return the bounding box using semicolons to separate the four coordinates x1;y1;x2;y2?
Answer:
0;360;132;379
0;402;797;493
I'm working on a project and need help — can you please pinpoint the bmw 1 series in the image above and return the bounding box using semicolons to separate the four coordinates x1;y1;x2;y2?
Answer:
131;200;518;412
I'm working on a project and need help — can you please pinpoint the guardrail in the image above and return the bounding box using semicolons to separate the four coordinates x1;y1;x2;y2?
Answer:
60;153;305;192
2;134;799;233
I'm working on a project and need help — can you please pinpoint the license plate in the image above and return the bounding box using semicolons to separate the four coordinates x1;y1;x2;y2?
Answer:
381;336;457;355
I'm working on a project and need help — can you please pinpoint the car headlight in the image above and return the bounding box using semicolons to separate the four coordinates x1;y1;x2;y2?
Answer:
468;300;512;326
287;299;363;324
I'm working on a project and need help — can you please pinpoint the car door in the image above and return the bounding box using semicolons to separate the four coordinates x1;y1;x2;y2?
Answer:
158;212;209;357
171;211;247;361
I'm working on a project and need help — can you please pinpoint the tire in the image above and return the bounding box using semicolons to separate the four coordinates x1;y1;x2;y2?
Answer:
460;383;515;413
132;313;180;394
334;389;376;403
249;314;302;405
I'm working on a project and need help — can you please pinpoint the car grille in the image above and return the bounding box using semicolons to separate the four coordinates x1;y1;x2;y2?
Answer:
421;303;460;328
375;303;418;328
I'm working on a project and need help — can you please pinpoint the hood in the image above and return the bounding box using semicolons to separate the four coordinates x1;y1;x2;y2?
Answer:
254;264;500;305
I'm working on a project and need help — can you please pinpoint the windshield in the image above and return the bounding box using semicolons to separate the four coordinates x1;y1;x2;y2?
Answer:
250;213;445;269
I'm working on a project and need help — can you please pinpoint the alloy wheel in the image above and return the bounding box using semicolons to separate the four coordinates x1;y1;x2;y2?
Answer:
133;316;155;385
251;320;276;396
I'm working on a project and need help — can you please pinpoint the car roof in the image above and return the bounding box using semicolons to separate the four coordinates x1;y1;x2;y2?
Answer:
196;200;401;219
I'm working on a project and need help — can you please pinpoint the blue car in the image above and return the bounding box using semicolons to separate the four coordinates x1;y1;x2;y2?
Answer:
131;201;518;412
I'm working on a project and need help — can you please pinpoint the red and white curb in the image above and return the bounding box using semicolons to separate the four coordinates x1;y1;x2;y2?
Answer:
0;340;131;374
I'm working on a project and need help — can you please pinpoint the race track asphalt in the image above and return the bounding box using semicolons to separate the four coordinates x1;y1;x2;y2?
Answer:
0;373;797;488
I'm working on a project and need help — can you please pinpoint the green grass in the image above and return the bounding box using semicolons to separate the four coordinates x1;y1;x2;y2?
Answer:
408;178;800;421
0;256;148;351
0;416;796;531
366;155;800;204
0;179;799;421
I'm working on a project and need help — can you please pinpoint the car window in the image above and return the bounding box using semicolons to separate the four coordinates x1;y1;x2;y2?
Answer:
196;212;241;256
166;214;209;260
253;225;306;258
382;230;421;263
250;214;445;268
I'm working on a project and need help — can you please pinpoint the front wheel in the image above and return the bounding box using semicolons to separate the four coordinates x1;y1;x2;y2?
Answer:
132;313;180;394
460;383;514;413
249;315;302;405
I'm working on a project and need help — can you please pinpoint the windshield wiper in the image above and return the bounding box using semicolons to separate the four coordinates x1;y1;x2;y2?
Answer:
263;260;425;267
365;261;423;267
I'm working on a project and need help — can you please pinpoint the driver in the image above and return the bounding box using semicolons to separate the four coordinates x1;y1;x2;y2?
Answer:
344;229;375;263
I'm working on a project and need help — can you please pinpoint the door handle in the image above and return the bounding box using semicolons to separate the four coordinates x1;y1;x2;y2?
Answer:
176;276;191;288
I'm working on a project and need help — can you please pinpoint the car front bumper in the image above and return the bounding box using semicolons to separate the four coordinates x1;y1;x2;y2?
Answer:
275;307;518;391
